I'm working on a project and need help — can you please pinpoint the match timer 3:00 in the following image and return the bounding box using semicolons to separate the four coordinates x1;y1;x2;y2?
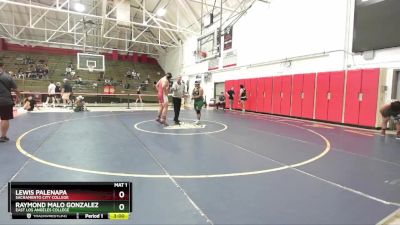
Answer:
8;182;132;220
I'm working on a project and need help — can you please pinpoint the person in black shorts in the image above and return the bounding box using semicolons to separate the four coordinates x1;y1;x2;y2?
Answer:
380;101;400;139
226;87;235;110
239;84;247;112
0;63;20;142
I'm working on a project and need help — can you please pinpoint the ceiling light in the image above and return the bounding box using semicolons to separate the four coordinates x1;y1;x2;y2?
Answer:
156;8;166;17
74;2;85;12
361;0;369;2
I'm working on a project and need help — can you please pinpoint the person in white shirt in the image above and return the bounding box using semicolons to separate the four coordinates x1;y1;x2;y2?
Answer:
44;81;56;107
171;75;186;125
65;66;71;77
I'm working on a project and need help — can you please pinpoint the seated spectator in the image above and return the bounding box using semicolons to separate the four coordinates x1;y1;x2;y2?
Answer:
23;57;29;65
65;66;72;77
75;76;82;84
132;71;137;80
74;95;87;112
137;73;141;80
216;92;226;110
17;68;25;79
126;71;132;79
44;64;49;75
70;70;76;78
104;79;111;86
9;71;16;79
23;96;36;111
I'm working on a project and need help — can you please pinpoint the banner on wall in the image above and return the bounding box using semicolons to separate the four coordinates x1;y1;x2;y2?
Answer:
208;57;219;71
223;50;237;68
223;26;233;51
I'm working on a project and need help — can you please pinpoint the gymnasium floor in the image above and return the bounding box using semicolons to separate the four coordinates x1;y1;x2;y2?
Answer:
0;108;399;224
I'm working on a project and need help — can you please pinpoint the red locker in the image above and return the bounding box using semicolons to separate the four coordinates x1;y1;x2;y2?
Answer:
233;80;241;109
272;76;282;114
250;78;258;111
344;70;362;125
291;74;304;117
244;79;252;111
358;68;380;127
302;73;316;119
280;75;292;116
263;77;273;113
327;71;345;123
256;78;265;112
315;72;330;120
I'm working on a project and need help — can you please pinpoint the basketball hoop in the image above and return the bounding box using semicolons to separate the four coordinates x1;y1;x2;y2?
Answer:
200;51;207;58
88;66;94;72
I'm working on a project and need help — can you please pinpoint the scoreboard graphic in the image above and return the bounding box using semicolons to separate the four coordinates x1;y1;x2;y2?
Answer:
8;182;132;220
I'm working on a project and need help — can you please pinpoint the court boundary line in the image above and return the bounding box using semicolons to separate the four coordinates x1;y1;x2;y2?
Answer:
15;113;330;179
228;111;400;168
134;119;227;135
117;118;213;225
0;114;81;195
233;110;384;133
209;120;400;207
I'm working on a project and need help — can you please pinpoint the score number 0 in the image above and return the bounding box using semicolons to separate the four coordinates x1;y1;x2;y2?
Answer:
118;191;126;211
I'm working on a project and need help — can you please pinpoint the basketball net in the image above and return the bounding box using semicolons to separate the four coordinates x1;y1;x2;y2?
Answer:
88;66;94;72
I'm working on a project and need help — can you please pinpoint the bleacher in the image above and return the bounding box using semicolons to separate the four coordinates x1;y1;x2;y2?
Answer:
0;51;164;97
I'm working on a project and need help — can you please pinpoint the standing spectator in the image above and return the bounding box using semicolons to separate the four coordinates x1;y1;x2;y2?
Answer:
171;75;185;125
226;87;235;110
239;84;247;112
61;79;72;107
0;63;20;142
55;82;62;106
44;81;56;107
135;85;143;105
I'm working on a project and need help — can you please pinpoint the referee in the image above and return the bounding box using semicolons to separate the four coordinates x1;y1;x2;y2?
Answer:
171;75;185;125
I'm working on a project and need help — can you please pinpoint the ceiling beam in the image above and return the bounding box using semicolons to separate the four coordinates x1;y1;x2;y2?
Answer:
0;0;198;35
3;36;159;56
186;0;238;13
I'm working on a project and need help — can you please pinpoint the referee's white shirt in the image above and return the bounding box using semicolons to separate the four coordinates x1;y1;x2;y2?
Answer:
171;81;185;98
48;83;56;95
